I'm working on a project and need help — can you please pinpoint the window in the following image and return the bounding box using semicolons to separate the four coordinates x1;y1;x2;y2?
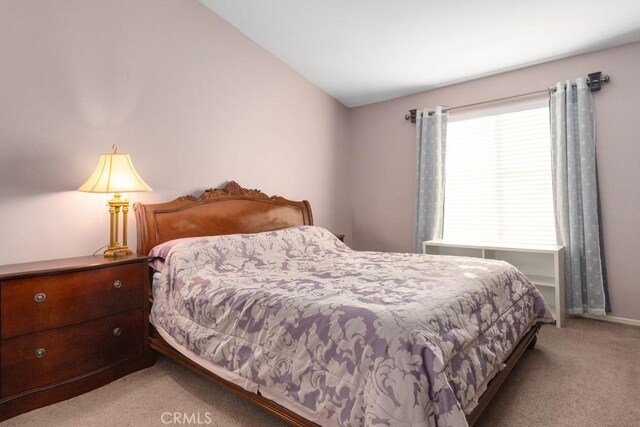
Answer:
442;100;556;246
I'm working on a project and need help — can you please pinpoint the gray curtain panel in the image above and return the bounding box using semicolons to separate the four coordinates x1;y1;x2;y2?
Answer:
414;107;448;253
550;78;606;315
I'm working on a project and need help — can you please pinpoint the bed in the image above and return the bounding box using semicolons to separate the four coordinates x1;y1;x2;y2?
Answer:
134;181;553;426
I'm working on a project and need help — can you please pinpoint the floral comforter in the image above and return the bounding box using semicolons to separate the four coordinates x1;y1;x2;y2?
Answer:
150;226;553;426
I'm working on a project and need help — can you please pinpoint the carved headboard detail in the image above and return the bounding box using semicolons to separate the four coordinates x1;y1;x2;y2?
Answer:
133;181;313;255
178;181;274;202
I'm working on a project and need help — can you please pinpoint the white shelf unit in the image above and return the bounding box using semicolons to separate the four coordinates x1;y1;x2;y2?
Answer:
423;240;565;328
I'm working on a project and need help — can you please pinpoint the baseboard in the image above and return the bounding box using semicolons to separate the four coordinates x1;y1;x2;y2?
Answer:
574;313;640;327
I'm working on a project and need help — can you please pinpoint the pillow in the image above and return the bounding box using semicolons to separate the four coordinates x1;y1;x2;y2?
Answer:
148;237;200;272
147;226;346;272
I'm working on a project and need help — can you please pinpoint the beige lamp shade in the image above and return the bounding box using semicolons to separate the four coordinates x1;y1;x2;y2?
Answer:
78;149;152;193
78;146;151;257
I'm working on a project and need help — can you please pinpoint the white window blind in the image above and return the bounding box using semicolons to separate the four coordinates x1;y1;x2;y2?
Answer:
442;100;557;246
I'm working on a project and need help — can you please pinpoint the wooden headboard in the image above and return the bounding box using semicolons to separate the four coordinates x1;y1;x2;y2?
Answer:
133;181;313;256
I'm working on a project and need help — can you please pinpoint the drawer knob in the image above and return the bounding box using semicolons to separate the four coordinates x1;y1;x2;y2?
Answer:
35;348;46;358
113;280;122;289
112;327;122;337
34;293;46;303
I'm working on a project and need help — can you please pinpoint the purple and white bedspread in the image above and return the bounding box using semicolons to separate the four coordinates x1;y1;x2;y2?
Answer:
150;226;553;426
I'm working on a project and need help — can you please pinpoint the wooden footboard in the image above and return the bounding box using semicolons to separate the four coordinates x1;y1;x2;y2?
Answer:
466;324;541;426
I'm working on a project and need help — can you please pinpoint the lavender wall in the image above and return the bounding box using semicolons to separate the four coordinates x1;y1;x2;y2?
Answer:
348;42;640;321
0;0;351;265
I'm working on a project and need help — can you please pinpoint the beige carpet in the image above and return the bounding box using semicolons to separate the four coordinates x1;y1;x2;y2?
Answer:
3;317;639;427
476;317;640;427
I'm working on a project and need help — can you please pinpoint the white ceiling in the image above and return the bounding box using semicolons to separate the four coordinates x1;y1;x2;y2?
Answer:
199;0;640;107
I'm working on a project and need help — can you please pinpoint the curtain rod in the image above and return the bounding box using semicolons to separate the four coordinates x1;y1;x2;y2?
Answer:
405;71;610;123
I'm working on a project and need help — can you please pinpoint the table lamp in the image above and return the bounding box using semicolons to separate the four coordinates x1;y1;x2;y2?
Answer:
78;145;152;257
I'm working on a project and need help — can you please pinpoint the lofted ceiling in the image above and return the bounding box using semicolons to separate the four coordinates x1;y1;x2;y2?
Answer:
199;0;640;107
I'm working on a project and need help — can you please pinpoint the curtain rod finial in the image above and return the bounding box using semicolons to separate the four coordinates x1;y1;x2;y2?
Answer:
588;72;608;91
405;109;417;123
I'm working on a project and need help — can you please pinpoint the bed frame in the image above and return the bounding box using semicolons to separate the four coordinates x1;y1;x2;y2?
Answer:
133;181;540;427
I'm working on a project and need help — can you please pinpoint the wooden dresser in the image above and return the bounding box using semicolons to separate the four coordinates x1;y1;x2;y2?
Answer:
0;255;154;421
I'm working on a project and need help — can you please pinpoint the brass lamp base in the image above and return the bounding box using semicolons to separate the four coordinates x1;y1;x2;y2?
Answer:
104;246;133;257
104;193;133;257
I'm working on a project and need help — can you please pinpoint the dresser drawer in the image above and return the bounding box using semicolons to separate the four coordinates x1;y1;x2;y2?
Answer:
1;308;143;398
1;263;143;338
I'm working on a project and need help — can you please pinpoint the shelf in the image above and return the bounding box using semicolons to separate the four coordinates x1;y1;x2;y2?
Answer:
528;274;557;288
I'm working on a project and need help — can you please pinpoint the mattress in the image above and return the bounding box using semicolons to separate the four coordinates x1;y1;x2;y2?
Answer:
149;226;553;426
